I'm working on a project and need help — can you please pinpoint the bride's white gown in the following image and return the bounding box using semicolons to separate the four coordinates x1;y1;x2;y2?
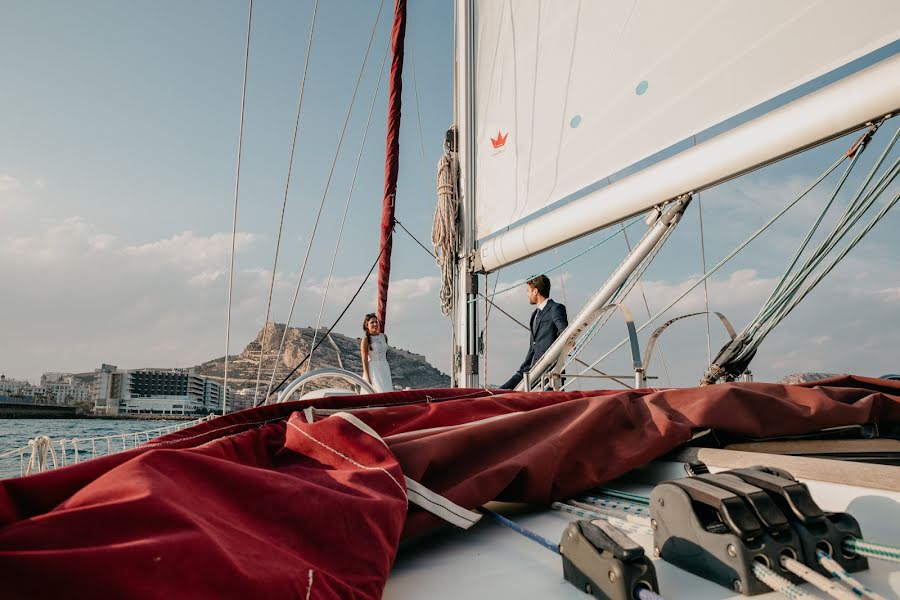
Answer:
366;334;394;393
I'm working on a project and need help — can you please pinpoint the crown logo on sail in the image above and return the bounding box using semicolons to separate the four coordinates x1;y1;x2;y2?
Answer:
491;131;508;149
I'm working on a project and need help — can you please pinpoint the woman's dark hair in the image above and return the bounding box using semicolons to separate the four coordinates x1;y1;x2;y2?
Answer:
363;313;378;351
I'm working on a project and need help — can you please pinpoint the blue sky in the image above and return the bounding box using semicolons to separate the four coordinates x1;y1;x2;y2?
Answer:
1;1;898;388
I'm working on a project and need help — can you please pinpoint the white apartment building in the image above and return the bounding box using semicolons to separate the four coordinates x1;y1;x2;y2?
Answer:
93;365;234;416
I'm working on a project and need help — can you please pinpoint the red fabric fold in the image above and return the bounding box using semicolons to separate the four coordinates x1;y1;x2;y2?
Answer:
0;376;897;598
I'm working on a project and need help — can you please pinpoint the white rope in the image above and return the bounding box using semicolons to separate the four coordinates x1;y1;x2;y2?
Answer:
578;495;651;517
265;0;386;400
569;500;651;528
252;0;319;403
25;436;57;475
550;501;652;537
433;142;459;316
844;538;900;564
817;551;889;600
3;416;215;477
781;557;858;600
753;562;823;600
307;34;391;373
224;0;254;413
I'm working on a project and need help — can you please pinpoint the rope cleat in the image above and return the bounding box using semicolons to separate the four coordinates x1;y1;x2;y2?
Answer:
724;466;867;575
650;476;797;595
560;519;659;600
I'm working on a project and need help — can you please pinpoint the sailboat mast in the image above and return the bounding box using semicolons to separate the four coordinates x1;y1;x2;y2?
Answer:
376;0;407;330
453;0;480;388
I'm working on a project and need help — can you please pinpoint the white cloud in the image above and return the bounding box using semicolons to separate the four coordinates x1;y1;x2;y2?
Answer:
0;174;29;213
875;287;900;303
122;231;256;270
189;270;225;286
0;174;24;193
637;269;778;314
1;217;114;262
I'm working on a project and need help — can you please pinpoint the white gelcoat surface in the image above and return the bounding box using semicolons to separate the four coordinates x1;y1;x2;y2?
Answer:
385;461;900;599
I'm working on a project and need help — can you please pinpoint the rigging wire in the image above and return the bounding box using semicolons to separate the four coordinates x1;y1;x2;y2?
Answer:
711;123;900;380
252;0;320;403
621;222;672;387
257;230;394;405
306;36;392;374
697;194;712;366
737;135;899;359
224;0;254;414
570;153;848;382
476;291;633;389
477;216;644;302
396;219;436;258
559;212;680;386
410;45;430;185
265;0;387;399
483;273;489;385
392;219;633;389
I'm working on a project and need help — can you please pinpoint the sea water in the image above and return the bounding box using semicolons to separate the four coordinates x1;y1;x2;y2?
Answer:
0;418;193;479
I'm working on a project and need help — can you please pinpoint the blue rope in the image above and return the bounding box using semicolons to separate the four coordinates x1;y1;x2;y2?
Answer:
483;509;560;555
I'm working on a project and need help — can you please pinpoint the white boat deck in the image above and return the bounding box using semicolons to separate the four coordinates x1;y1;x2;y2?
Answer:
386;461;900;599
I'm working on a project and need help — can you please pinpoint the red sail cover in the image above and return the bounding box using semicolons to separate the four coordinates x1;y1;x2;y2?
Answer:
1;376;899;598
376;0;407;329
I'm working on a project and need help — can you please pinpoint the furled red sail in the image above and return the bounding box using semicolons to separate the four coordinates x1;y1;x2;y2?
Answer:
1;376;898;598
376;0;407;330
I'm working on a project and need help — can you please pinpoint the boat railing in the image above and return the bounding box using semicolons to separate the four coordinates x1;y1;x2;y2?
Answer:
0;414;218;479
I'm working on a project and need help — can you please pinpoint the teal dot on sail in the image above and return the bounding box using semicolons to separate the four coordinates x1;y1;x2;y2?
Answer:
570;115;582;128
636;80;649;95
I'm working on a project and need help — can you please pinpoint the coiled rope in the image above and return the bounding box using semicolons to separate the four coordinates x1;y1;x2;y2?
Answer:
433;137;459;316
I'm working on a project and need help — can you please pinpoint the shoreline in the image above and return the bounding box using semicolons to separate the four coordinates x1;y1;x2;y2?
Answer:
0;413;203;421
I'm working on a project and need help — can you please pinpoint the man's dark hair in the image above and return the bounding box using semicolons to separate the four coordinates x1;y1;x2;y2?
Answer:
527;274;551;298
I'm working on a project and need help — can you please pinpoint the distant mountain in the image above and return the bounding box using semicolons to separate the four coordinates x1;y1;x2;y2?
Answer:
777;372;841;384
194;322;450;392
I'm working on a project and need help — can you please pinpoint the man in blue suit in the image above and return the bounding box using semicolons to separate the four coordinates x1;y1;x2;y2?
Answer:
499;275;568;390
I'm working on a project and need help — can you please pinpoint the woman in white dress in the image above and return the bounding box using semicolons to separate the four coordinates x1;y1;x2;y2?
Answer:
361;313;393;393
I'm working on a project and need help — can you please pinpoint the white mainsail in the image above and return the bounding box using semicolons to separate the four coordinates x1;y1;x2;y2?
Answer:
468;0;900;270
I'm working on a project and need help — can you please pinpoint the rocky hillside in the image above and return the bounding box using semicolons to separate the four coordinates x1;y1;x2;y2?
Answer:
194;322;449;393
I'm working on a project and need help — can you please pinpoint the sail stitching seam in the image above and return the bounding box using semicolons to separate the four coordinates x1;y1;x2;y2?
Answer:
286;420;406;497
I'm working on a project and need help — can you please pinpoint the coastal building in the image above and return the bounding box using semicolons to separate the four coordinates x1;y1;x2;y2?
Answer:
93;364;234;416
231;388;258;411
0;375;28;396
38;373;92;405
